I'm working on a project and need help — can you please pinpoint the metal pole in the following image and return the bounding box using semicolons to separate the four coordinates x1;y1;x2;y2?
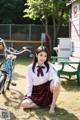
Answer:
9;24;11;40
29;24;31;40
10;24;13;47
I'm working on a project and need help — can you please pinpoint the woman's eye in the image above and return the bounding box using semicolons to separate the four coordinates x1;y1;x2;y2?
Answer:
45;55;47;58
40;54;43;56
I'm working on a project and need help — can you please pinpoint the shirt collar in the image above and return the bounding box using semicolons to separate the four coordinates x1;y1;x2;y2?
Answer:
36;63;45;68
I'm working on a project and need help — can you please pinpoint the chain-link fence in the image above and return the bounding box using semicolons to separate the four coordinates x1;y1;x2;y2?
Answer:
0;24;69;57
0;24;53;41
0;24;69;42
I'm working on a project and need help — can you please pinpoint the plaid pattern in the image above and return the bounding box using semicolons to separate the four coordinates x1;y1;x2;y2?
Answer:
28;81;53;107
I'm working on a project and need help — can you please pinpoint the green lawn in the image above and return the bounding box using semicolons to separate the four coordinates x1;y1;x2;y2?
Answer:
0;58;80;120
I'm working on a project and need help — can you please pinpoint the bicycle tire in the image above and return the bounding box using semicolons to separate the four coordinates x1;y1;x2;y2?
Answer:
0;74;6;94
2;75;9;94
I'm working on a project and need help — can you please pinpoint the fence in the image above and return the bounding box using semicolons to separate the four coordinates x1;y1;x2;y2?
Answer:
0;24;69;42
0;24;53;41
0;24;69;57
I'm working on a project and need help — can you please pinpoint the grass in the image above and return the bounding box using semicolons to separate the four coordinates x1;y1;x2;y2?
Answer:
0;58;80;120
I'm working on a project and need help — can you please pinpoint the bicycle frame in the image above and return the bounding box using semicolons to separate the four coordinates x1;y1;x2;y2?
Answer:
0;54;16;94
3;58;13;81
0;38;31;94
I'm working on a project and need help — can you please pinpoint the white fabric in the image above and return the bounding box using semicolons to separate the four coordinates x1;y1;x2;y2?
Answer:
26;62;60;96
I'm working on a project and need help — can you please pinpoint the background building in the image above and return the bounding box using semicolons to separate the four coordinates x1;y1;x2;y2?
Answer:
67;0;80;52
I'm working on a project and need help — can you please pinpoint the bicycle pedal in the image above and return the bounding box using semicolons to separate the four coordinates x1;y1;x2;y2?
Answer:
11;83;16;86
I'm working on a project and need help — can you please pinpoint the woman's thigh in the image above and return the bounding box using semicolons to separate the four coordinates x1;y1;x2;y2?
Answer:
50;80;61;93
50;80;54;93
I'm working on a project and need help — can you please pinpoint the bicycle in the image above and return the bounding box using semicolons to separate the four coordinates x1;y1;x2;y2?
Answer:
0;38;31;94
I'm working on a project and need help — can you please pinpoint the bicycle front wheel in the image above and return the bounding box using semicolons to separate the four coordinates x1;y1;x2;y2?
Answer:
2;76;9;94
0;74;6;94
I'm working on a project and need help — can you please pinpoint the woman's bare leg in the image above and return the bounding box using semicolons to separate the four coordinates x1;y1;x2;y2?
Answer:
21;98;39;109
49;80;61;113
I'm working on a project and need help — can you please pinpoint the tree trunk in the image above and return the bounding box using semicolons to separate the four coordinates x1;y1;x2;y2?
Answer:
52;9;64;47
42;17;52;57
53;15;56;47
45;18;52;56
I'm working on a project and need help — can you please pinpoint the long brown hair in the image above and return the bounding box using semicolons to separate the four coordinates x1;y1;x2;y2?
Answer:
32;46;49;73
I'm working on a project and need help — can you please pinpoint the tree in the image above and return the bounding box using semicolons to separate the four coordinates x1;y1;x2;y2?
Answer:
24;0;70;54
0;0;26;24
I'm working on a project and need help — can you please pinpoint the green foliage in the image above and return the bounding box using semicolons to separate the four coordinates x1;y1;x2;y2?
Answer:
24;0;70;48
0;0;26;24
24;0;70;26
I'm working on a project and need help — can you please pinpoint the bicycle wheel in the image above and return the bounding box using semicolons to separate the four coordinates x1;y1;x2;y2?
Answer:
0;74;6;94
2;75;9;94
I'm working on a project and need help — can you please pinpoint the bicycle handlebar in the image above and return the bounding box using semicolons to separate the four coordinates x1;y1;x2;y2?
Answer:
0;38;32;56
6;46;31;55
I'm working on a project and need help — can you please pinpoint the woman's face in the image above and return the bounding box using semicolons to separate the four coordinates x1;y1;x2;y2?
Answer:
36;51;47;65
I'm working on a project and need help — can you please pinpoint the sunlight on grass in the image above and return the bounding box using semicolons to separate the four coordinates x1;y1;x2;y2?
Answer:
10;58;80;120
1;58;80;120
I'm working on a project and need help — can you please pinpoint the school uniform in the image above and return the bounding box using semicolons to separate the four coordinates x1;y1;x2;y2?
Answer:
24;62;60;107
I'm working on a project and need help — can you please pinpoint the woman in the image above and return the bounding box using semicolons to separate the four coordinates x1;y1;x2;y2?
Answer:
21;46;61;113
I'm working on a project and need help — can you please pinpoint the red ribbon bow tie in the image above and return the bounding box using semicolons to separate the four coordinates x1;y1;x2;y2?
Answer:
37;66;45;77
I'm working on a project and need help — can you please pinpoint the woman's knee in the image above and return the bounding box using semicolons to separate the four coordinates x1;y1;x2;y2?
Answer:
50;80;61;93
21;99;29;108
21;98;33;108
21;100;27;108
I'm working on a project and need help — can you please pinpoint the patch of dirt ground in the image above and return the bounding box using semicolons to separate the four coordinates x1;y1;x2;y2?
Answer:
0;64;28;120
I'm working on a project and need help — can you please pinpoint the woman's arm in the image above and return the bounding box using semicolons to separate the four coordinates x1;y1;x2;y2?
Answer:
26;65;33;96
49;62;60;84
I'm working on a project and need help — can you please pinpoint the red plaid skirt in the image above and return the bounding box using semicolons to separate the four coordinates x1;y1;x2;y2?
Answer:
28;81;53;107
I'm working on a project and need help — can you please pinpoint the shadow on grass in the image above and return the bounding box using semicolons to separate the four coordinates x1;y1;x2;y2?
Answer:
13;72;26;81
15;58;32;66
2;89;24;109
25;107;79;120
0;108;17;120
61;79;80;92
